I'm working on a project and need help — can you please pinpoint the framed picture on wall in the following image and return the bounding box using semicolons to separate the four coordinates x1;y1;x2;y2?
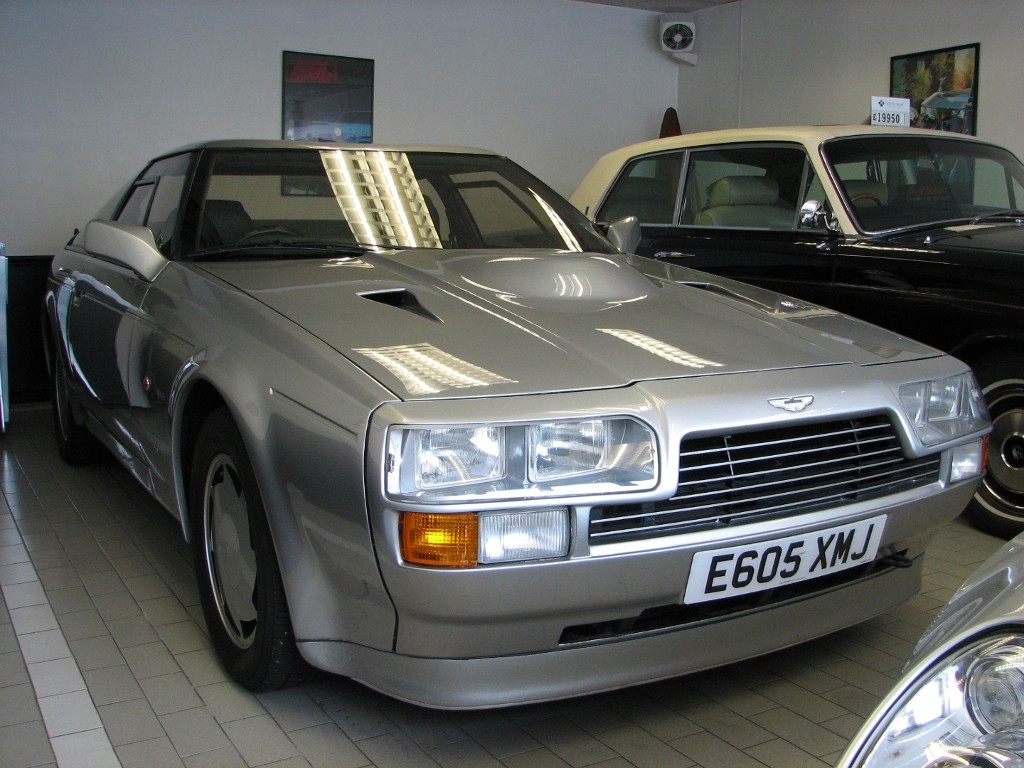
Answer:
890;43;979;135
282;51;374;143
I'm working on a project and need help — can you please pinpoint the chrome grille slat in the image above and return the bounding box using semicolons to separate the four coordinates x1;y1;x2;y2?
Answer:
676;448;903;494
590;415;941;544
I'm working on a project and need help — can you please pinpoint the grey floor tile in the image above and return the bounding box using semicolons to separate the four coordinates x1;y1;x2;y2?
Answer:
69;635;124;671
287;723;369;768
83;664;145;706
197;681;267;724
0;649;32;687
122;641;180;679
0;719;56;768
117;736;187;768
97;698;165;746
181;746;247;768
159;707;232;758
140;672;205;715
221;714;300;766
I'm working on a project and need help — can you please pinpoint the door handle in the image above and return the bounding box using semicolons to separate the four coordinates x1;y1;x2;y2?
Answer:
653;251;693;259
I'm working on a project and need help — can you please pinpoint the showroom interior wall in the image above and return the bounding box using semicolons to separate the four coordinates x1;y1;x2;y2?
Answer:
681;0;1024;161
5;0;1024;258
0;0;676;258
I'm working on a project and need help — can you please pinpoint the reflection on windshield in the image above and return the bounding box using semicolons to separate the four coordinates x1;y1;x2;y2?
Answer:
189;148;614;259
321;150;443;249
825;136;1024;234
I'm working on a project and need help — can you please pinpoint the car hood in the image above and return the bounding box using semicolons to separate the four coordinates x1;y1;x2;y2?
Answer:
198;250;938;400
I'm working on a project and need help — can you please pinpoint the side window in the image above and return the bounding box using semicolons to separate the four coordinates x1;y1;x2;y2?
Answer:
683;146;808;229
116;184;154;227
115;153;191;255
596;153;682;224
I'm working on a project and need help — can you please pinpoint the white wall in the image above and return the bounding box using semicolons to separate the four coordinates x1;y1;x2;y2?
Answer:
0;0;677;255
6;0;1023;257
680;0;1024;159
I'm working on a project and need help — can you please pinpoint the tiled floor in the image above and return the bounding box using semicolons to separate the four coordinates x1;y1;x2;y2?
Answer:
0;403;1007;768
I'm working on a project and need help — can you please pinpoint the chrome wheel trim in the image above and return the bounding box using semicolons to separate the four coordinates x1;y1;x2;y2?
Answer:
979;379;1024;518
202;453;259;649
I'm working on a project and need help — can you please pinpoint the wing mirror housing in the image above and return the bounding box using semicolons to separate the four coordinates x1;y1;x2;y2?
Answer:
606;216;641;254
799;200;841;233
82;220;168;282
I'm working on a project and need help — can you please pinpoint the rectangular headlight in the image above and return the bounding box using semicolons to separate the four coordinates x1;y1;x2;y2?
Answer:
387;417;657;502
899;373;990;446
479;509;570;564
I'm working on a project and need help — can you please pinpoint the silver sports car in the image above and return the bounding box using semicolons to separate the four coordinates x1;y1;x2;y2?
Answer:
43;140;991;708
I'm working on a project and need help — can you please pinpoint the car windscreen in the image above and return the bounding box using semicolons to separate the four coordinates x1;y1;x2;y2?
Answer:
184;148;614;259
823;136;1024;233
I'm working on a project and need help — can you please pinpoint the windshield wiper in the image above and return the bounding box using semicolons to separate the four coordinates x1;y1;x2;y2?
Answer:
971;209;1024;224
190;241;372;262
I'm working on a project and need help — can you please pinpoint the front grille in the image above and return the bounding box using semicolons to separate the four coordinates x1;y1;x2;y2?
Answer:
590;415;940;544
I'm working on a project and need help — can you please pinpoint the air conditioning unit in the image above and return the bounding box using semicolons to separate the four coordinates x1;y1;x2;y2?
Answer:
660;17;696;54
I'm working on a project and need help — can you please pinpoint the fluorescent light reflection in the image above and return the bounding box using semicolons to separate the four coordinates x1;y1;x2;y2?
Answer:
598;329;723;369
321;150;442;248
354;342;515;394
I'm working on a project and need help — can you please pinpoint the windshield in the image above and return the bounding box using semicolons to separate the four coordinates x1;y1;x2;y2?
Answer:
823;136;1024;233
184;148;613;259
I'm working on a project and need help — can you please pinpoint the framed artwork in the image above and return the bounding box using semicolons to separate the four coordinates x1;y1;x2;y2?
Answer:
890;43;979;135
282;51;374;143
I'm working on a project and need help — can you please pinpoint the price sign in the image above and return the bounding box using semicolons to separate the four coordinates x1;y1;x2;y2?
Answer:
871;96;911;128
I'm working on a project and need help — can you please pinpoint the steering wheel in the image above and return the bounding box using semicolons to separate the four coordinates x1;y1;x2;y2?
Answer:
849;191;884;207
236;226;303;244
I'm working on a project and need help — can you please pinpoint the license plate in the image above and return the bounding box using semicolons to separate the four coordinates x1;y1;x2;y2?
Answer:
683;516;886;605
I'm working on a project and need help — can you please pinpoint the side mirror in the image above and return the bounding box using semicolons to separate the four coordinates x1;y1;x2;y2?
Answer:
799;200;840;233
82;220;168;282
606;216;641;254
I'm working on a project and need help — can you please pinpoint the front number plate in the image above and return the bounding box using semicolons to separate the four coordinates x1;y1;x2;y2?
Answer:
683;516;886;604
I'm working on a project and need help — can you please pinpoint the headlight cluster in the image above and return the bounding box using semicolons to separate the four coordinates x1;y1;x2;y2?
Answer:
844;634;1024;767
387;417;657;567
386;417;657;502
899;372;989;446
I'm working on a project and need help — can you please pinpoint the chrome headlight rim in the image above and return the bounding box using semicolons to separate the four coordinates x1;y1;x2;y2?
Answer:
839;630;1024;768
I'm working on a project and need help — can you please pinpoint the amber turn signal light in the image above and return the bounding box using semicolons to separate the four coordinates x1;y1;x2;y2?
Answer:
399;511;478;567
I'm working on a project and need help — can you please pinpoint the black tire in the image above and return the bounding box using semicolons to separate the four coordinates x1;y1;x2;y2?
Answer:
964;352;1024;538
50;347;104;464
189;408;305;690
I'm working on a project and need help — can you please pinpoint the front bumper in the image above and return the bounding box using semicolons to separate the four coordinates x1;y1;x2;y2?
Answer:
300;546;924;709
297;477;976;708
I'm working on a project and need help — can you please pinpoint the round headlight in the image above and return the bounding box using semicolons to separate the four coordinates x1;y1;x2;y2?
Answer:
966;642;1024;733
840;634;1024;768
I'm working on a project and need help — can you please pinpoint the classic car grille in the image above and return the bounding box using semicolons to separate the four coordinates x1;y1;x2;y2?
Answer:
590;415;940;545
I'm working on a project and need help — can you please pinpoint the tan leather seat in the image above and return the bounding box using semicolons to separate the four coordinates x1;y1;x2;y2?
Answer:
694;176;793;228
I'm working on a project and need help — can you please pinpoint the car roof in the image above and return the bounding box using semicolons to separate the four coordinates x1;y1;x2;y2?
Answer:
593;124;991;161
158;138;500;157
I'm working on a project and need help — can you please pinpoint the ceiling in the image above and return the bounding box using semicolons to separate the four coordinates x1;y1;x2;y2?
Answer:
573;0;738;14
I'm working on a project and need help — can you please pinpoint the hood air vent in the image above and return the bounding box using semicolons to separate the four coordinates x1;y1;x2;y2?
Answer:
360;289;440;322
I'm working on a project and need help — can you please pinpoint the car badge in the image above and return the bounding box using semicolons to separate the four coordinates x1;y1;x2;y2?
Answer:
768;395;814;412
